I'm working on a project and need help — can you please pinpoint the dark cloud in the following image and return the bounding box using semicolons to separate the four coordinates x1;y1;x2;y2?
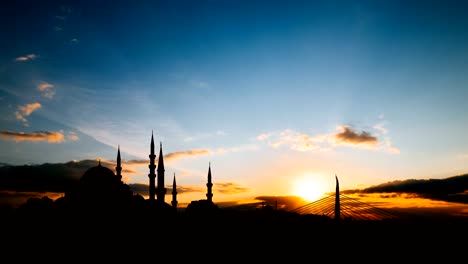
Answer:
0;190;63;208
341;173;468;204
0;159;118;193
333;126;378;145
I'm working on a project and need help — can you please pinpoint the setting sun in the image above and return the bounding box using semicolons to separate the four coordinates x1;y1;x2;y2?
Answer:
293;175;328;202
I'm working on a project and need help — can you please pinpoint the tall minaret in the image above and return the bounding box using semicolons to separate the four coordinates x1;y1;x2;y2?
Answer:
335;175;340;221
148;132;156;201
116;145;122;181
156;142;167;202
206;162;213;202
171;173;177;209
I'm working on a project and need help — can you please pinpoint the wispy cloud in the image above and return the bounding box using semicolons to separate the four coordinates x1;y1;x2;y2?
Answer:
67;131;79;141
19;102;42;116
184;130;225;142
215;144;259;154
37;82;55;99
163;149;212;162
0;131;65;143
14;54;38;62
259;129;329;152
110;149;212;166
257;133;270;141
215;182;250;194
258;119;399;154
15;102;42;126
69;38;79;44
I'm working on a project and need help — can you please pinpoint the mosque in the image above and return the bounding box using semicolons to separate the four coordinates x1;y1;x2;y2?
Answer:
62;132;217;214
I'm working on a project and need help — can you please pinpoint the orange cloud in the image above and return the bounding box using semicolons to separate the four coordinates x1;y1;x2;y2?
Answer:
0;131;65;143
67;132;79;141
164;149;212;162
215;182;250;194
19;102;42;116
37;82;55;99
15;102;42;126
15;54;38;61
14;112;27;123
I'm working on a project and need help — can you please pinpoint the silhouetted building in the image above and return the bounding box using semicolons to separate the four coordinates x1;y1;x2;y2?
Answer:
63;158;137;213
148;132;156;201
58;133;217;215
172;173;177;210
186;163;218;213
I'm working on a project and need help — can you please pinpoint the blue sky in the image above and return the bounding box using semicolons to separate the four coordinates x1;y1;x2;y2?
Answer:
1;0;468;205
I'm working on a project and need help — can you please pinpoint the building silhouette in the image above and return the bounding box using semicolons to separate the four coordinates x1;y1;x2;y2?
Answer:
61;132;216;215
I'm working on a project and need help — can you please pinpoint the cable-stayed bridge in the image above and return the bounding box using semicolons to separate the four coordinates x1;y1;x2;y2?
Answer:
290;175;401;220
290;193;401;220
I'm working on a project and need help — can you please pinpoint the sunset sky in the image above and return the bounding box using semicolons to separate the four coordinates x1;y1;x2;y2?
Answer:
1;0;468;212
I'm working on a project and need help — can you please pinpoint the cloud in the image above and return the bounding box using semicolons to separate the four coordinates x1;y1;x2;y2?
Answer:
164;149;212;162
15;102;42;126
331;125;378;146
122;149;212;166
258;119;399;154
214;182;250;194
67;131;79;141
19;102;41;116
183;130;225;142
257;129;329;152
0;131;65;143
15;54;38;62
215;144;259;154
341;173;468;204
0;160;89;193
14;112;28;124
257;133;270;141
37;82;55;99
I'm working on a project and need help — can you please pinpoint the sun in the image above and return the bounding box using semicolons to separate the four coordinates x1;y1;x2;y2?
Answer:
293;175;327;202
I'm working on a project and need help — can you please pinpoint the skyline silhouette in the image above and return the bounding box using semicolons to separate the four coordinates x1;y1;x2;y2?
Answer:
2;3;468;252
2;131;468;219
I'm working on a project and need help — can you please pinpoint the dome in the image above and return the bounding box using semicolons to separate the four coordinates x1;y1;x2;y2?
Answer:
80;162;117;186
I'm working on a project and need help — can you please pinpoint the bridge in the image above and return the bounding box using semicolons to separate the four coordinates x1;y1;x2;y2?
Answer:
290;175;401;220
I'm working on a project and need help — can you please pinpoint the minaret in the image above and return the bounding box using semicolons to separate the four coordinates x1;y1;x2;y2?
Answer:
171;173;177;209
335;175;340;221
206;162;213;202
148;132;156;201
156;142;167;202
116;145;122;181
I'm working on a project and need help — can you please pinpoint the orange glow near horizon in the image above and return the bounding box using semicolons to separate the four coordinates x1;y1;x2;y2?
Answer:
292;174;328;202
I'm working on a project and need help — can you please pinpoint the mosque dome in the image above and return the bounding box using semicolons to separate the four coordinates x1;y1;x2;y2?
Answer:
80;161;117;186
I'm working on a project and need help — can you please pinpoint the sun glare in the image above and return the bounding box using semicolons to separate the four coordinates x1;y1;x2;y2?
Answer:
293;175;327;202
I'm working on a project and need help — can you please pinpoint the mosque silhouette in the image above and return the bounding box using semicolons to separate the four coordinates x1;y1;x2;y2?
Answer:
59;132;218;215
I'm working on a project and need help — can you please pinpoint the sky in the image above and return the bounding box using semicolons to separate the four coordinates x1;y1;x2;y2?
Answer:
1;0;468;213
